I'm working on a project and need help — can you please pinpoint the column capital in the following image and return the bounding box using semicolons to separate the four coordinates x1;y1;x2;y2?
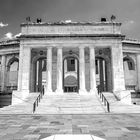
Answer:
56;46;63;49
1;54;6;57
89;45;95;49
78;45;85;49
47;46;53;49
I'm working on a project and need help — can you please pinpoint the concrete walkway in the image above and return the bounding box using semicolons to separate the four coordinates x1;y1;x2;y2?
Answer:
0;114;140;139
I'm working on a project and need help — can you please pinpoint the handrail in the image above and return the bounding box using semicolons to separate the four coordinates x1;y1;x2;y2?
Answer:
33;86;44;113
97;85;110;112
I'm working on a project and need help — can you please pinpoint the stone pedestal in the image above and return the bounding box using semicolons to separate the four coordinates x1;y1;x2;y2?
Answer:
12;90;23;105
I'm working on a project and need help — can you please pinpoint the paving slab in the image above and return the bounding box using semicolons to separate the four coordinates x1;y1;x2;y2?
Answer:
0;114;139;139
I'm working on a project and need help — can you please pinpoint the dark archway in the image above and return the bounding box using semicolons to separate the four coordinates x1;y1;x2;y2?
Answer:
63;55;79;92
7;57;19;92
7;57;19;71
34;57;46;92
95;57;108;92
123;56;135;70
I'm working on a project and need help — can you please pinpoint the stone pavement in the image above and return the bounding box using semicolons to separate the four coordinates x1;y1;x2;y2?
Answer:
0;114;140;140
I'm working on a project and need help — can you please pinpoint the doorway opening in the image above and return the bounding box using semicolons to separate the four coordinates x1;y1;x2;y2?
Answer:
63;56;79;92
95;57;107;92
34;57;46;92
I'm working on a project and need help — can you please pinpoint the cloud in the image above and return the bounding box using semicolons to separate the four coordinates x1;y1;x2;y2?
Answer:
14;33;21;38
2;32;21;40
0;22;8;28
5;32;13;39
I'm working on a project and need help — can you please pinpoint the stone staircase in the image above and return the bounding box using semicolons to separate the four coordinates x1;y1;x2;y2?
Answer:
1;91;140;114
35;93;106;114
102;92;140;113
0;92;40;114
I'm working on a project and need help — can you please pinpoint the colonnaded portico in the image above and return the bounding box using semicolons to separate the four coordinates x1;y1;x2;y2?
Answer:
12;21;130;105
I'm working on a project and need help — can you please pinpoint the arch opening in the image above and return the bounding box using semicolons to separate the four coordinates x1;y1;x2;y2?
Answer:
7;57;19;92
34;57;46;92
63;56;79;93
123;56;136;90
95;57;108;92
123;56;135;70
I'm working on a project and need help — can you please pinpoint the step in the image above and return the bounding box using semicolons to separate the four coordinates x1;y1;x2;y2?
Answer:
101;92;140;113
0;92;40;114
35;94;106;114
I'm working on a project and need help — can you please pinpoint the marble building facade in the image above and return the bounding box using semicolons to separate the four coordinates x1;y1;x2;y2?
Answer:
0;20;140;105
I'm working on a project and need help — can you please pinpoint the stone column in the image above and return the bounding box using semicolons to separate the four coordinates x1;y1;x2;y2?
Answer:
12;44;23;105
17;44;23;91
21;47;31;99
1;55;6;92
32;62;37;92
56;47;63;93
111;44;125;92
46;47;52;93
90;47;96;93
111;43;131;104
38;60;42;92
79;47;86;94
136;54;140;90
99;59;104;92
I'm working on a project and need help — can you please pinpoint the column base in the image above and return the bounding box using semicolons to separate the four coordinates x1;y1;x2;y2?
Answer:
21;90;30;99
12;90;23;105
12;89;30;105
120;90;132;105
45;88;53;94
114;90;132;105
55;89;63;94
90;89;97;94
79;89;87;94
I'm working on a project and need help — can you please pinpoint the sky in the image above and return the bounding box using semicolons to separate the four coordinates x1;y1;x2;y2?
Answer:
0;0;140;40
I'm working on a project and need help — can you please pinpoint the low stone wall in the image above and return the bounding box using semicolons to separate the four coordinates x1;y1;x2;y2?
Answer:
0;93;12;108
131;92;140;105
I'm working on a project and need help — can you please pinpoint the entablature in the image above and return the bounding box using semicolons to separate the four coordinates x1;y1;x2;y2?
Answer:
21;22;121;36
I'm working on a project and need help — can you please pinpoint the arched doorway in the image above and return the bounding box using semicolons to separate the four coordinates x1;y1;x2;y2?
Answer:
95;57;108;92
63;56;79;92
123;56;136;90
34;57;46;92
7;57;19;92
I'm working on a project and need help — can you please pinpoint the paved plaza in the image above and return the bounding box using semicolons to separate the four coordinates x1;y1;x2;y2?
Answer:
0;114;140;140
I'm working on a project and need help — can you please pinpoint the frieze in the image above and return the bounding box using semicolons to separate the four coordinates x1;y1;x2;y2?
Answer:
21;22;121;35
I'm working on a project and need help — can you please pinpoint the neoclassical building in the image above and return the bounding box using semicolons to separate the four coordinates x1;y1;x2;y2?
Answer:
0;20;140;106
